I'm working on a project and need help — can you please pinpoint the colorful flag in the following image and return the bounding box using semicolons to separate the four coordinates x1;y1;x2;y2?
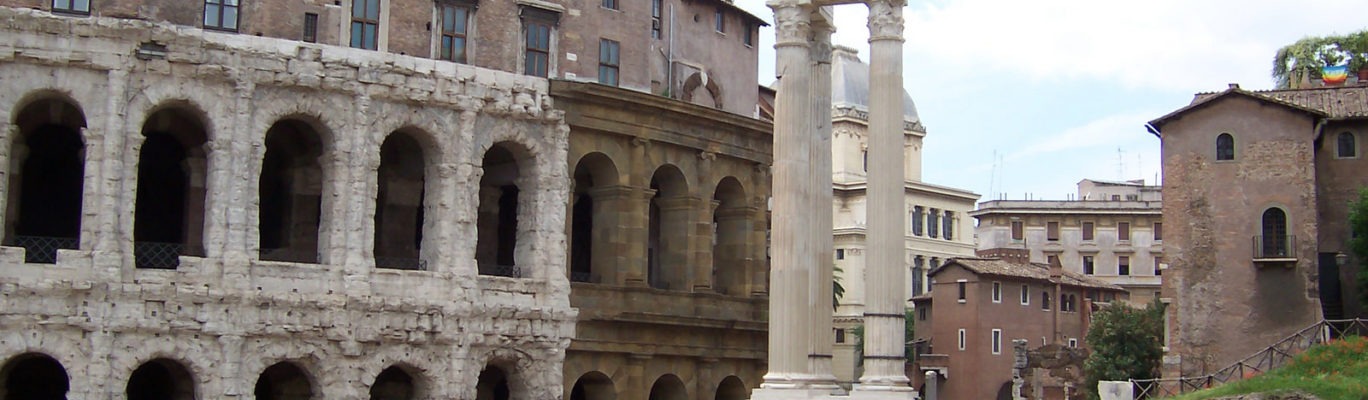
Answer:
1323;65;1349;84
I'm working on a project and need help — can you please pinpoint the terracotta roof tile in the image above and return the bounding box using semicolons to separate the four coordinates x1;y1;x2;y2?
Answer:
930;257;1124;291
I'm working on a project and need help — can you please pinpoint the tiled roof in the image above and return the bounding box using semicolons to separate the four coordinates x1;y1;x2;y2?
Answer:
930;257;1125;291
1150;87;1326;129
1246;86;1368;118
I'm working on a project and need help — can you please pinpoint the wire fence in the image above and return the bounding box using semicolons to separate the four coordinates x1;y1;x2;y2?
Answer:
134;242;186;269
1130;318;1368;398
479;263;522;278
9;236;79;264
375;256;427;270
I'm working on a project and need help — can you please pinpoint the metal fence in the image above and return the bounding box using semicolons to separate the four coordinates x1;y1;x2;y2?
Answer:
375;256;427;270
259;248;319;264
9;236;79;264
1130;318;1368;398
479;264;522;278
1251;235;1296;259
569;271;592;283
134;242;186;269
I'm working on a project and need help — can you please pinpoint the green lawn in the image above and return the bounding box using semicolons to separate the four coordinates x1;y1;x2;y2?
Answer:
1169;335;1368;400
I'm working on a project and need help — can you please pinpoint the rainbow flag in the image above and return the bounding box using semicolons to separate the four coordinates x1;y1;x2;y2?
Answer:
1323;65;1349;84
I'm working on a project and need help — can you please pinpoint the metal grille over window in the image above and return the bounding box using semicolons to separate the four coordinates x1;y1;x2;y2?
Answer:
204;0;239;31
351;0;380;50
440;4;470;63
134;242;194;269
1216;133;1235;160
598;39;619;86
303;13;318;43
9;236;79;264
1339;132;1356;158
52;0;90;14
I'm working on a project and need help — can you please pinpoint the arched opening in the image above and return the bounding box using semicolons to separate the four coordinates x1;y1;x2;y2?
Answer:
134;106;209;269
648;165;689;290
374;131;427;270
569;371;615;400
126;358;195;400
1338;131;1356;158
5;97;86;264
712;177;749;295
1261;208;1288;258
647;374;687;400
259;120;325;264
370;366;416;400
254;362;313;400
0;353;69;400
680;71;723;109
475;365;510;400
569;152;620;284
1215;133;1234;161
477;143;524;277
714;376;746;400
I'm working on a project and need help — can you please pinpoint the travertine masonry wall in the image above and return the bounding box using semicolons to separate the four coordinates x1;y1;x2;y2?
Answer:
0;6;575;399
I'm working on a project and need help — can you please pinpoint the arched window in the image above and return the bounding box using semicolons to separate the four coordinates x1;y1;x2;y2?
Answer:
1;353;69;400
569;153;620;284
254;362;313;400
1260;208;1288;258
570;371;616;400
1216;133;1235;161
6;97;86;264
370;366;417;400
1337;132;1356;158
647;165;689;290
259;120;325;263
476;365;510;400
126;358;196;400
712;177;749;296
714;376;747;400
477;143;526;277
374;131;427;270
648;374;687;400
135;107;209;269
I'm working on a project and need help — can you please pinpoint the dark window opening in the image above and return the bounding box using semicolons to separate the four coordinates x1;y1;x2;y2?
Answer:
835;248;844;260
1216;133;1234;161
650;0;662;39
570;193;593;281
1042;292;1050;310
370;366;415;400
835;328;846;343
2;353;70;400
259;120;324;264
254;362;313;400
1338;132;1356;158
601;0;616;10
598;39;620;86
350;0;380;50
1082;221;1094;241
1118;221;1130;241
477;144;522;277
476;365;510;400
1260;208;1288;258
439;3;470;63
1083;256;1094;275
204;0;239;31
126;358;195;400
912;206;924;236
375;132;426;270
742;23;753;46
928;208;939;238
1010;220;1023;241
957;281;966;301
1046;221;1059;241
714;9;724;32
1118;256;1130;276
943;211;953;240
135;108;209;269
6;98;86;264
303;13;318;42
1154;222;1162;241
647;166;688;290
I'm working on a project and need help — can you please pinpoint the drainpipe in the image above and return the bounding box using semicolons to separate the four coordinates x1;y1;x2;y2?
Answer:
667;3;675;98
1145;123;1162;139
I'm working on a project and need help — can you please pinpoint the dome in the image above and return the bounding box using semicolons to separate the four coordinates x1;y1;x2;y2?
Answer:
830;45;920;123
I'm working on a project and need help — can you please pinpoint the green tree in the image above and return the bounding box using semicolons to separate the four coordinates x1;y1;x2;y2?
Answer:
1082;299;1164;398
833;265;845;311
1346;188;1368;311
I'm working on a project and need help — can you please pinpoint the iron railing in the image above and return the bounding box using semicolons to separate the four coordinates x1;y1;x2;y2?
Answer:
569;271;593;283
375;256;427;271
259;248;318;264
1251;235;1295;259
479;264;522;278
8;236;79;264
134;242;186;269
1130;318;1368;398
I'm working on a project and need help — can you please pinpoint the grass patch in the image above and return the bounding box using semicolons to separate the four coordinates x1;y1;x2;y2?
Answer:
1169;335;1368;399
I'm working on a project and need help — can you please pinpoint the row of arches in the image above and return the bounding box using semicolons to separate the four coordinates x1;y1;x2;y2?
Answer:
6;95;529;275
568;371;747;400
0;352;518;400
567;150;759;294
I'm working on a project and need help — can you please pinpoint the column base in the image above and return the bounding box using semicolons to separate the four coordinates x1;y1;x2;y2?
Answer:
844;389;920;400
751;387;843;400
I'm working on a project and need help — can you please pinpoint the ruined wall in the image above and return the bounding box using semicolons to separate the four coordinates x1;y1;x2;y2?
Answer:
1159;95;1323;378
0;7;574;399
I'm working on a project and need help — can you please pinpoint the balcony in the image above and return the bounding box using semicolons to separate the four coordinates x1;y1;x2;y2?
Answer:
1252;235;1296;264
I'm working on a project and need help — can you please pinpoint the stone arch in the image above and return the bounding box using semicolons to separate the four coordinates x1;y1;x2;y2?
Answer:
0;352;69;400
647;374;687;400
370;364;423;400
126;358;196;400
133;102;212;268
681;72;723;110
258;117;329;264
373;129;432;270
714;376;746;400
570;152;621;284
476;141;536;277
5;94;87;263
254;361;316;400
648;164;691;290
569;371;615;400
712;176;750;296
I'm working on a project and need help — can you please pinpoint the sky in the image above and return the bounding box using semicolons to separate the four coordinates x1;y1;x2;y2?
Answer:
732;0;1366;201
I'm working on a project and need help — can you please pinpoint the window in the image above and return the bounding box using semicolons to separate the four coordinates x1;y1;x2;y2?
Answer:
1216;133;1234;161
601;0;617;10
1047;254;1059;266
597;39;620;86
1020;284;1030;305
523;18;553;77
991;281;1002;303
1154;222;1163;241
862;150;867;171
943;211;954;241
1118;256;1130;276
1104;292;1115;302
918;306;927;321
991;329;1002;355
1338;132;1357;158
1068;338;1078;348
742;23;754;46
204;0;239;30
836;249;845;260
438;3;471;63
714;9;724;33
1154;256;1163;276
650;0;662;38
835;328;846;343
1060;293;1069;312
1046;221;1059;241
958;329;966;351
928;209;939;238
912;206;924;236
303;13;318;43
1126;194;1139;201
1260;208;1288;257
957;280;967;302
912;256;924;295
1011;220;1023;241
52;0;89;14
1111;195;1121;201
1082;221;1094;241
1042;292;1050;310
1083;256;1094;275
350;0;381;50
1118;222;1131;241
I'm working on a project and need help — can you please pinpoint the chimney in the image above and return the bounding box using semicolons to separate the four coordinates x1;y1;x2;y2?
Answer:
1048;255;1063;282
1228;83;1240;90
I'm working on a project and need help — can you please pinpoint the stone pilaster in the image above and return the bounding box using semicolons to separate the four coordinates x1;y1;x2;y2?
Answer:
808;7;840;391
855;0;913;392
694;151;716;292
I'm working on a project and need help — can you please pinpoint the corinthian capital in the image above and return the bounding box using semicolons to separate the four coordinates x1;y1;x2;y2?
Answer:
866;0;905;42
768;2;812;48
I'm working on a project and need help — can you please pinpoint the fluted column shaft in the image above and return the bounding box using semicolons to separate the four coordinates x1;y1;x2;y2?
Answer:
760;1;814;387
859;0;911;389
807;10;838;388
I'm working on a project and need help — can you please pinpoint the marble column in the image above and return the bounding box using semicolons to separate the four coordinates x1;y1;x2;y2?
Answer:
857;0;913;392
758;0;814;389
807;7;839;391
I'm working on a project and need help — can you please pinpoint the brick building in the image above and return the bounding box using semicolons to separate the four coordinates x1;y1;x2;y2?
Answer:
1148;83;1368;379
910;258;1125;400
0;0;771;399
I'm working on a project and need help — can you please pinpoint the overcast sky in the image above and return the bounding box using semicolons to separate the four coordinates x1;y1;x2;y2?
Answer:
732;0;1366;201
